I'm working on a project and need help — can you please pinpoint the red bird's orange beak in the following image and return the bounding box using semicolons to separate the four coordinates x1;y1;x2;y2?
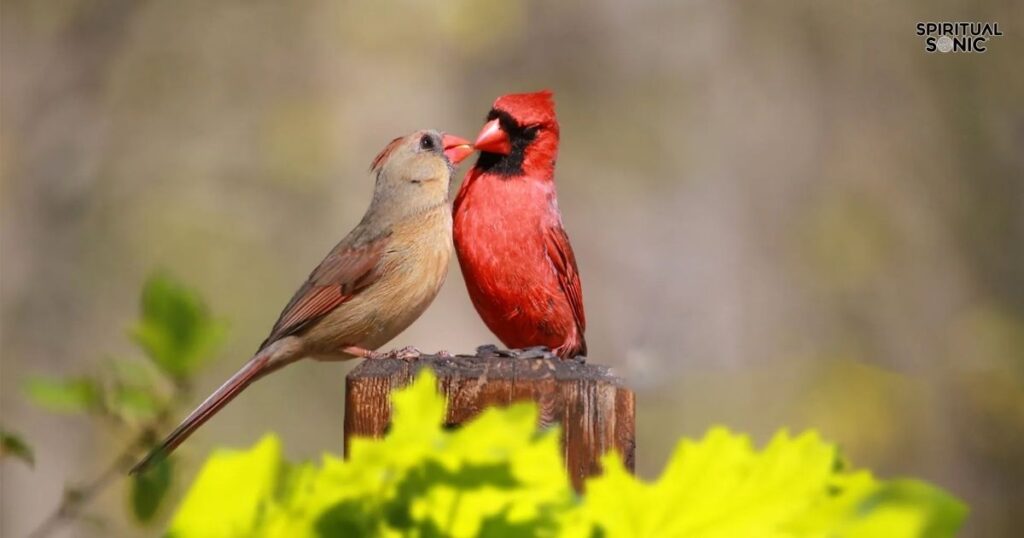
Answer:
473;119;511;155
442;134;474;165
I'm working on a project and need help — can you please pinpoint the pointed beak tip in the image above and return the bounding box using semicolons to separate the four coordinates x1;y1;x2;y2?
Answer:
444;145;474;165
473;118;512;155
441;133;474;165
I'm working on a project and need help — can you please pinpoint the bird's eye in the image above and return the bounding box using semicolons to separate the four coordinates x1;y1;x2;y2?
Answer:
419;135;435;151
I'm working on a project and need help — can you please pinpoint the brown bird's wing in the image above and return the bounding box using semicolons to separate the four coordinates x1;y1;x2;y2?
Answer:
259;231;392;349
133;230;392;475
545;225;586;336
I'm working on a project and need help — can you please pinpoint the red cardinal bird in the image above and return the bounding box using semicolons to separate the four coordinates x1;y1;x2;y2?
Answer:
453;91;586;359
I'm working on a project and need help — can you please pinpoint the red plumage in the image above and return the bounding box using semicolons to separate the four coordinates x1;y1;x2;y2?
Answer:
454;91;587;358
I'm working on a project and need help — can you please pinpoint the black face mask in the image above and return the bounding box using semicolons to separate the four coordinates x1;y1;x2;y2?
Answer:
474;109;539;177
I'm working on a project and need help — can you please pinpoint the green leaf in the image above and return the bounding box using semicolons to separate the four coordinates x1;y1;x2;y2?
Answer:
113;385;160;420
167;371;968;538
23;376;103;414
168;435;290;537
131;457;174;523
170;370;570;537
0;428;35;467
130;273;225;379
567;428;967;538
106;357;156;386
846;479;969;538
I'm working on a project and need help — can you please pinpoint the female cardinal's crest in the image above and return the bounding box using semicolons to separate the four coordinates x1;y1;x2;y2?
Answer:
370;136;405;172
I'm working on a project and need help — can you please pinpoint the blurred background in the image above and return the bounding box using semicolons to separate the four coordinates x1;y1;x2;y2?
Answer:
2;0;1022;536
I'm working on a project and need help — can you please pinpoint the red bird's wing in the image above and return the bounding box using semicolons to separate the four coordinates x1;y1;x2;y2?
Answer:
259;232;392;349
544;225;586;335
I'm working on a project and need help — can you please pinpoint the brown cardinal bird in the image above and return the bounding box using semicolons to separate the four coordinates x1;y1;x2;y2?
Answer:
131;130;472;474
453;91;586;359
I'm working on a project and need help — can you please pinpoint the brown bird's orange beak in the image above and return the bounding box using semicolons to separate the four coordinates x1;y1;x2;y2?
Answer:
473;119;511;155
442;134;474;165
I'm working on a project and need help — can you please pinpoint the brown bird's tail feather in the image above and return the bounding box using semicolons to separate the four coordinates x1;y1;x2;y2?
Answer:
129;350;282;475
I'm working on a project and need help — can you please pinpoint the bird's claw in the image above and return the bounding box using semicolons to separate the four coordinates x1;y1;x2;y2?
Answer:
520;346;561;358
346;346;384;360
435;349;453;358
510;346;559;360
476;344;520;358
475;344;504;358
385;346;422;362
475;344;561;360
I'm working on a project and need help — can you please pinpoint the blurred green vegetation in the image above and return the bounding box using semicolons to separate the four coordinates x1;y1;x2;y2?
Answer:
0;429;35;467
169;371;965;537
16;274;224;535
130;273;226;381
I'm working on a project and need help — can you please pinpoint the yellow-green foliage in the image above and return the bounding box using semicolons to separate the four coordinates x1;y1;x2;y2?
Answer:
168;371;965;537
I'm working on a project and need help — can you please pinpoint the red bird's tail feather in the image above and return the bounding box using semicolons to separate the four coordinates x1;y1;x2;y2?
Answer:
129;351;282;474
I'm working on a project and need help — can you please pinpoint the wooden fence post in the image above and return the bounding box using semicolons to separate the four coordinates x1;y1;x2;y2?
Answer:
344;347;635;492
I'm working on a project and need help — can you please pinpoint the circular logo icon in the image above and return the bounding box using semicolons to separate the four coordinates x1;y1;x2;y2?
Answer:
936;35;954;53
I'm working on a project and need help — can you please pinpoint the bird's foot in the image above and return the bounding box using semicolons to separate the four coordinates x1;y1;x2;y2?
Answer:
477;344;512;356
344;345;383;360
509;346;559;360
434;349;453;358
384;346;422;362
474;344;559;360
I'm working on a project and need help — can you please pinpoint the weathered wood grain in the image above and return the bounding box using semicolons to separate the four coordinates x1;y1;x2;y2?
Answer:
343;348;635;491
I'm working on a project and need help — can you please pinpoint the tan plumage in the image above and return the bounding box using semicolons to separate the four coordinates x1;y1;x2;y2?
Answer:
131;130;471;473
299;204;452;358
